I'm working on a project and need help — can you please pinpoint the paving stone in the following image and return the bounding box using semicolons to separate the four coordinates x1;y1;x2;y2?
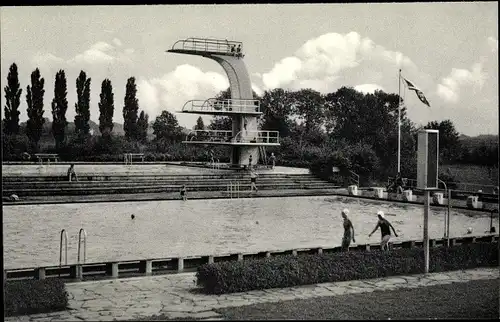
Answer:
189;311;222;319
383;277;408;284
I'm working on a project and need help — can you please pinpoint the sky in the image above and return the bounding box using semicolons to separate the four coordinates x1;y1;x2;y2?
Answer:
1;3;498;136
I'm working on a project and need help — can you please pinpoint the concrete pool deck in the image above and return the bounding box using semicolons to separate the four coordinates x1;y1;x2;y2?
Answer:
1;163;310;176
5;267;498;321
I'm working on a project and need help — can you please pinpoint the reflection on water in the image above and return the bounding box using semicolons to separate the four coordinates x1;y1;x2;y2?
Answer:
3;195;497;269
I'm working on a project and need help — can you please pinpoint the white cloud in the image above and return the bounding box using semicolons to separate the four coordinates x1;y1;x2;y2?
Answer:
261;32;417;92
31;53;65;67
251;83;263;96
136;64;229;123
112;38;123;47
91;41;114;52
354;83;385;94
487;36;498;52
68;41;134;66
72;48;115;65
436;63;486;103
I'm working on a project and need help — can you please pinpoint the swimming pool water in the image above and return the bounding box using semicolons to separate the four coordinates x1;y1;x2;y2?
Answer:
3;195;496;269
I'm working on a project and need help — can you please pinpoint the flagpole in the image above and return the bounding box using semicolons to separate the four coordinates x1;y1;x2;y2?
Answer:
397;69;401;174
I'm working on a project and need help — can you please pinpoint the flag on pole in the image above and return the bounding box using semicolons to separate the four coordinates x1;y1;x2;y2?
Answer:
402;77;430;107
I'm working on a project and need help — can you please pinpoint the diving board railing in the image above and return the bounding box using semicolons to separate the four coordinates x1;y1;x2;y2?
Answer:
4;235;498;281
170;38;243;56
181;98;261;114
185;130;233;143
183;130;280;145
233;130;280;145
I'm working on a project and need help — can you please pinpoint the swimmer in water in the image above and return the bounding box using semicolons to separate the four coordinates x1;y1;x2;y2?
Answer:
131;214;135;220
341;209;355;251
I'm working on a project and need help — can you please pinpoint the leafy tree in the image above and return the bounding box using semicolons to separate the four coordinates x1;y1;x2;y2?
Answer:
291;88;324;136
98;79;114;137
136;110;149;142
74;70;91;138
26;68;45;150
194;116;205;130
153;110;182;141
51;70;68;150
259;88;294;137
123;77;139;141
424;119;461;163
3;63;22;135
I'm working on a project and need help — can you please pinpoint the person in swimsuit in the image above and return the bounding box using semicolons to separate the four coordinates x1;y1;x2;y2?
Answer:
341;208;355;251
368;211;398;251
250;170;258;192
180;185;187;201
269;153;276;169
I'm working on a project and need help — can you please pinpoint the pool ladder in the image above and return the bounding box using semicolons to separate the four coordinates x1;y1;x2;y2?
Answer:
59;228;87;279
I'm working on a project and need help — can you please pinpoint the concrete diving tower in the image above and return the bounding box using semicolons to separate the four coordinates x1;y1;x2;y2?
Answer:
167;37;280;167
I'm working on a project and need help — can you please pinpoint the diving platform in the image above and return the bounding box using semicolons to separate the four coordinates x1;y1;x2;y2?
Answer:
182;130;280;146
168;38;244;57
167;37;280;166
180;98;262;116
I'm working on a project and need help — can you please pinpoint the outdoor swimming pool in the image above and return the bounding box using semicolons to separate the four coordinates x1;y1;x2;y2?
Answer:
3;195;497;269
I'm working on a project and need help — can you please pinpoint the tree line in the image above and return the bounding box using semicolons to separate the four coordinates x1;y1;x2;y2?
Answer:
3;63;149;153
3;62;497;184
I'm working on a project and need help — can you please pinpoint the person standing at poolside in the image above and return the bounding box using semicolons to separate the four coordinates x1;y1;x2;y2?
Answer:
180;185;187;201
341;209;355;251
368;211;398;251
250;169;259;192
248;154;253;170
269;152;276;169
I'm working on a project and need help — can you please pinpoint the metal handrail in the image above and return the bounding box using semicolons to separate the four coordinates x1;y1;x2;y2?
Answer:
181;98;261;113
59;229;68;274
77;228;87;265
387;176;498;194
171;38;243;55
185;130;233;142
349;170;359;187
232;130;280;144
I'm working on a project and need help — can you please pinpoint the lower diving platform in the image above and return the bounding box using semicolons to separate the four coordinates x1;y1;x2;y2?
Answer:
182;130;280;146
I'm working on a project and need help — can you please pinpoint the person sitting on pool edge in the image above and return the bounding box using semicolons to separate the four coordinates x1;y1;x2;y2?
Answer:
67;164;78;182
341;208;355;251
180;185;187;201
368;211;398;251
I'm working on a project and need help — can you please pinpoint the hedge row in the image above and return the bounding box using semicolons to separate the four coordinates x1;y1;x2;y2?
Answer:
196;242;499;294
4;279;68;317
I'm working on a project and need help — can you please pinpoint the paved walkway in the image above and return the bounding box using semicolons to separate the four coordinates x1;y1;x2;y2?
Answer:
6;267;498;321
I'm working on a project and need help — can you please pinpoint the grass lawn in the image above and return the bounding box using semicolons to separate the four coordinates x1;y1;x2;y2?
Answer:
216;279;499;320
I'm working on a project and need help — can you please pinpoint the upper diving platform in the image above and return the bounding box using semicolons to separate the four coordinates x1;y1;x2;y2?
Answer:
167;38;245;57
180;98;262;116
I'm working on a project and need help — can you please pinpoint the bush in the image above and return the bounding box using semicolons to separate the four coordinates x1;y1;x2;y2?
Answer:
197;242;498;294
4;279;68;316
